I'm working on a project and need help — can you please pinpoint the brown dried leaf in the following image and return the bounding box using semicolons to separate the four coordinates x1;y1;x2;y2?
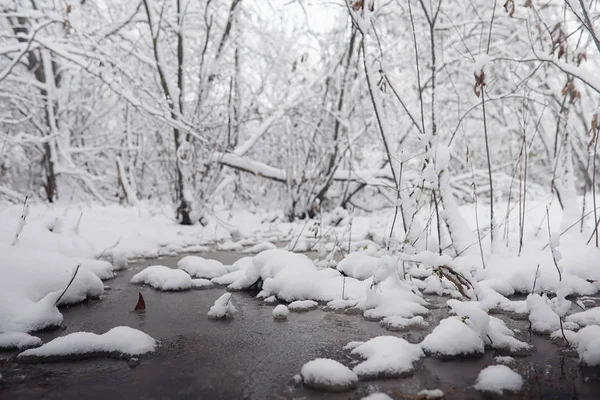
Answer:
134;292;146;312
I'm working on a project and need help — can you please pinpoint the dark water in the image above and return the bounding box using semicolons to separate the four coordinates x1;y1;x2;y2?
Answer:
1;251;600;399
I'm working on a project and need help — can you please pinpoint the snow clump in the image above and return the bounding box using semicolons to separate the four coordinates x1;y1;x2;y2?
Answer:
272;304;289;320
18;327;156;359
208;293;236;319
473;365;523;394
300;358;358;391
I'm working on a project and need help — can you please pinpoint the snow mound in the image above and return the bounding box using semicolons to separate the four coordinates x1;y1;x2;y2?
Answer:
421;317;484;357
337;252;379;280
575;325;600;366
300;358;358;391
417;389;444;399
273;305;289;319
473;365;523;394
263;295;278;304
1;290;64;333
0;332;42;350
130;265;194;291
526;294;577;334
242;242;277;254
380;316;429;331
18;326;156;359
191;278;213;289
494;356;515;364
447;299;530;353
208;293;236;319
566;306;600;327
288;300;318;311
211;257;253;285
229;249;366;301
349;336;424;378
177;256;227;279
363;278;430;321
361;393;393;400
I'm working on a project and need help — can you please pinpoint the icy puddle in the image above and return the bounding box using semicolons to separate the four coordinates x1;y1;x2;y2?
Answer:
1;252;600;400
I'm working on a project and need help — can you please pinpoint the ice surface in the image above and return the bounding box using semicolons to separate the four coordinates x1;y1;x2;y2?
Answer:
473;365;523;394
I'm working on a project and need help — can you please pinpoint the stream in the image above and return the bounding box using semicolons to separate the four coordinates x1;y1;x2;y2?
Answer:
1;251;600;399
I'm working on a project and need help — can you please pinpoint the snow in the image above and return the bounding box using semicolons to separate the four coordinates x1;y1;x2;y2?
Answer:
379;315;428;331
18;326;156;358
130;265;196;291
473;365;523;394
229;249;366;302
494;356;515;364
336;252;380;280
207;293;236;319
242;242;277;254
349;336;424;378
0;332;42;350
566;306;600;327
288;300;318;311
263;295;278;304
421;317;485;357
361;394;393;400
575;325;600;366
177;256;227;279
272;304;289;319
300;358;358;391
417;389;445;399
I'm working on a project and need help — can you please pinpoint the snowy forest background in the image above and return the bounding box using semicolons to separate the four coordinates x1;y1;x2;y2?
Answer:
1;0;599;234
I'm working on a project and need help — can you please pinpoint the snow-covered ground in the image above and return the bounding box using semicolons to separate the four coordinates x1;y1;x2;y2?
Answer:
2;198;600;397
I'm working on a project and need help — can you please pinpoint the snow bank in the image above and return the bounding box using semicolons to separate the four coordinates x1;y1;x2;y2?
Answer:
0;332;42;350
417;389;445;399
575;325;600;366
18;326;156;359
349;336;424;378
177;256;228;279
336;252;380;280
0;243;105;333
130;265;196;291
207;293;236;319
300;358;358;391
473;365;523;394
272;305;289;319
421;317;484;357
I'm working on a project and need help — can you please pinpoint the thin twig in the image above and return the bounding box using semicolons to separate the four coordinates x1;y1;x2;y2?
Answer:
55;265;81;306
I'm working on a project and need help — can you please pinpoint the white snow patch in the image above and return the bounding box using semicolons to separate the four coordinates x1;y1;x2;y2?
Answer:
242;242;277;254
473;365;523;394
18;326;156;358
288;300;318;311
130;265;194;291
575;325;600;366
0;332;42;350
349;336;424;378
337;252;380;280
566;306;600;327
494;356;515;364
273;304;289;319
207;293;236;319
421;317;485;357
417;389;445;399
380;316;429;331
177;256;227;279
300;358;358;391
360;393;393;400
